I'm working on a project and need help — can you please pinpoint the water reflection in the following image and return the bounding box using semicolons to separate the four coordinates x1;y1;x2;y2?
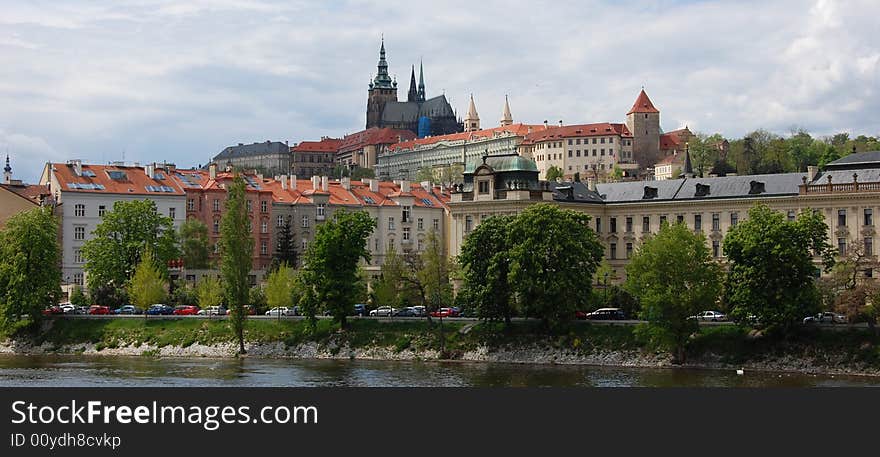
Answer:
0;354;877;387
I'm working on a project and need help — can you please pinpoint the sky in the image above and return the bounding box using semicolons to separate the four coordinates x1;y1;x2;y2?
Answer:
1;0;878;183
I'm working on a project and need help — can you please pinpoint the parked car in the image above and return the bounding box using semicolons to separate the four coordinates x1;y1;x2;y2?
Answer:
74;306;90;315
228;305;256;317
88;305;112;315
60;303;77;314
584;308;626;320
430;307;453;318
265;307;290;317
173;305;200;315
411;305;426;317
113;305;143;315
804;312;848;324
691;311;727;322
449;307;462;317
353;304;368;317
197;306;225;316
575;310;589;320
393;307;416;317
370;306;396;317
145;304;174;315
42;305;64;316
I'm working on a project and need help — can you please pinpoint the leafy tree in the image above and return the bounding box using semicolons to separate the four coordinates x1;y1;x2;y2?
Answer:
299;209;375;327
507;204;604;328
69;285;90;307
219;175;253;354
458;215;515;324
417;230;454;314
723;205;835;332
415;166;435;183
248;285;267;312
82;200;178;296
196;275;223;311
170;283;198;307
625;223;721;362
127;249;167;310
179;219;210;269
350;167;375;180
545;165;564;182
265;265;296;313
604;285;640;318
609;165;624;181
835;285;879;335
271;217;297;270
0;207;61;328
372;245;404;309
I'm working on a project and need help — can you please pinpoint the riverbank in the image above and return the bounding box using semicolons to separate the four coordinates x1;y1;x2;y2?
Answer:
2;318;880;377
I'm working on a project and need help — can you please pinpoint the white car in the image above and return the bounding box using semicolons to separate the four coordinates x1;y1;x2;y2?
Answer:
369;306;396;317
804;312;847;324
692;311;727;321
197;306;225;316
265;307;290;317
60;303;77;314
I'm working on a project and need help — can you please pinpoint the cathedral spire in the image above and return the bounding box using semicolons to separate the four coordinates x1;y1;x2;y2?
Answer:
417;60;425;102
407;65;418;102
500;95;513;126
372;37;394;89
464;94;480;132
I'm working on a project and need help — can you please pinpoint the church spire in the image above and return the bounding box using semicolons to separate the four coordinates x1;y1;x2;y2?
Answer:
407;65;418;102
417;60;425;102
3;154;11;184
683;142;694;178
500;95;513;126
464;94;480;131
371;37;394;89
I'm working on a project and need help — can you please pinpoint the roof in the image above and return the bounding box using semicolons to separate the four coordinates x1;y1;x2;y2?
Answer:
659;133;683;150
389;123;542;152
291;138;342;153
656;153;684;166
825;151;880;170
593;172;807;203
51;163;186;196
521;123;632;145
380;95;456;123
627;89;660;115
464;154;538;174
213;141;289;161
0;183;49;203
339;128;416;153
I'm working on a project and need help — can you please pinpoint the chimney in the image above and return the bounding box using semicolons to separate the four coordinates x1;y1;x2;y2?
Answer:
421;181;432;191
208;163;217;179
369;178;379;193
311;176;320;190
71;159;83;176
280;175;288;190
321;176;329;192
145;164;154;179
290;175;296;190
558;120;563;127
257;173;263;182
341;176;351;190
588;178;597;192
807;166;819;182
400;180;411;193
543;120;548;129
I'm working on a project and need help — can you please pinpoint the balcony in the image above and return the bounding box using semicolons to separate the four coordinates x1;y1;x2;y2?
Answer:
800;174;880;195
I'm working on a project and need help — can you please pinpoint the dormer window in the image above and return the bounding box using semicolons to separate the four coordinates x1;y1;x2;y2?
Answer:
642;186;658;199
748;181;765;195
695;183;711;197
478;181;490;194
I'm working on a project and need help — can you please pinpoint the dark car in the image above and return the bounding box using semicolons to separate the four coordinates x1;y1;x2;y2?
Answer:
393;307;416;317
113;305;143;315
173;305;200;315
146;304;174;315
42;305;64;316
353;304;368;317
584;308;626;320
88;305;112;315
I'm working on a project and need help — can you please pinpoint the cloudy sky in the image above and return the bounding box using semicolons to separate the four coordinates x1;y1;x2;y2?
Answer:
1;0;878;182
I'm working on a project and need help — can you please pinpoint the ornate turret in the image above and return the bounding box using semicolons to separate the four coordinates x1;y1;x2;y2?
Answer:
3;154;11;184
417;60;426;102
366;37;399;129
500;95;513;126
372;38;394;89
464;94;480;132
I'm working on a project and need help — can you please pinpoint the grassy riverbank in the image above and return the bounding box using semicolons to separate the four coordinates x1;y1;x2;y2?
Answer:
3;318;880;375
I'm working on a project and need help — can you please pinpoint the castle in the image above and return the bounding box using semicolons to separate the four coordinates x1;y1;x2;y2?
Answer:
365;39;462;138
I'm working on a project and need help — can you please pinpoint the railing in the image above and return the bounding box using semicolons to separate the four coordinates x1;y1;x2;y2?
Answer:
800;181;880;195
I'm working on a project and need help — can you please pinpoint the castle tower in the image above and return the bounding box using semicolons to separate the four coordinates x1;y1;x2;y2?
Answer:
407;65;418;102
417;61;426;102
3;154;11;184
366;38;399;129
626;88;661;169
500;95;513;126
464;94;480;132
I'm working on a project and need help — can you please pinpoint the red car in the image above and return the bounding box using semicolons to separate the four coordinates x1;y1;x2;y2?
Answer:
173;305;200;315
42;305;64;316
430;308;452;318
88;305;111;315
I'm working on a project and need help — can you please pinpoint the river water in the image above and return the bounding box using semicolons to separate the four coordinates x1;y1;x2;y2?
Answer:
1;354;878;387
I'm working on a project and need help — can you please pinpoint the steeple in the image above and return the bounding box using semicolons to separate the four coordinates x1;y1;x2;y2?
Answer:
371;37;394;90
627;88;660;115
464;94;480;132
407;65;418;102
683;142;694;178
3;154;12;184
417;60;425;102
500;95;513;126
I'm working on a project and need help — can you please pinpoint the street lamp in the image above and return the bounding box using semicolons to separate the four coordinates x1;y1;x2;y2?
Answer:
603;272;609;305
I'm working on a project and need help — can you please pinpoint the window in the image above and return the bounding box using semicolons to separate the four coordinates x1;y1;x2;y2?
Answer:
388;217;395;230
418;238;424;251
568;151;572;158
596;217;602;233
302;215;309;228
592;138;597;144
316;204;325;218
838;209;847;227
374;238;380;252
260;240;268;255
568;139;572;145
98;205;106;217
660;215;667;225
417;218;424;230
731;212;739;227
610;217;617;233
866;237;874;256
712;213;720;231
387;238;394;250
838;238;847;256
187;199;194;211
625;243;633;259
73;273;84;286
213;220;219;234
302;239;309;251
213;243;219;254
74;204;85;217
277;215;284;227
261;200;268;213
402;206;411;223
169;207;176;219
865;208;873;226
74;249;84;263
787;210;796;221
403;227;411;241
246;200;252;212
478;181;490;194
642;216;650;233
74;226;85;240
465;216;473;233
610;243;617;260
712;240;720;258
677;214;684;224
433;219;440;231
694;214;702;231
261;220;268;234
213;199;220;212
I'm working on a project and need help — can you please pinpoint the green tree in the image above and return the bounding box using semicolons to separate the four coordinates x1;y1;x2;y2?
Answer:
508;204;604;328
248;285;267;312
372;245;404;309
0;207;61;328
219;175;253;354
127;249;167;310
82;200;178;298
196;275;223;310
723;205;835;332
170;283;197;307
265;265;296;313
179;219;210;269
69;285;89;307
417;230;454;314
458;215;515;324
545;165;564;182
299;209;376;327
415;166;435;183
271;217;297;270
350;167;375;180
625;223;721;362
609;165;624;181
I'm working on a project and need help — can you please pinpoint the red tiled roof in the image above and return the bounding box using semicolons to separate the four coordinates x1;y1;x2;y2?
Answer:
520;123;632;145
389;123;541;152
1;183;49;204
656;152;684;165
627;89;660;115
291;138;342;153
660;133;683;150
339;128;416;153
51;163;185;196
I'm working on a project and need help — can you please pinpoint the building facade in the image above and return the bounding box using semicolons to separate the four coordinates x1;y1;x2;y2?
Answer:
290;137;341;178
211;141;292;176
337;127;415;170
518;122;637;181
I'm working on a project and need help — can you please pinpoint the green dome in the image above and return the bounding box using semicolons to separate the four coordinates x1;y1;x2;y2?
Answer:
465;154;538;174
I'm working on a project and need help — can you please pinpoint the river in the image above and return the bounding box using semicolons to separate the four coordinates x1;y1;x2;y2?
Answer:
1;354;878;387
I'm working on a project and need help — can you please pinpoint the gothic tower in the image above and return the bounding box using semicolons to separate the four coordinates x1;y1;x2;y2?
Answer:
417;61;426;102
407;65;418;102
464;94;480;132
500;95;513;126
626;88;661;169
366;38;399;129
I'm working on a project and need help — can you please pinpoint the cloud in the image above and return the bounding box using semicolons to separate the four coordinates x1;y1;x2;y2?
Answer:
0;0;878;183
